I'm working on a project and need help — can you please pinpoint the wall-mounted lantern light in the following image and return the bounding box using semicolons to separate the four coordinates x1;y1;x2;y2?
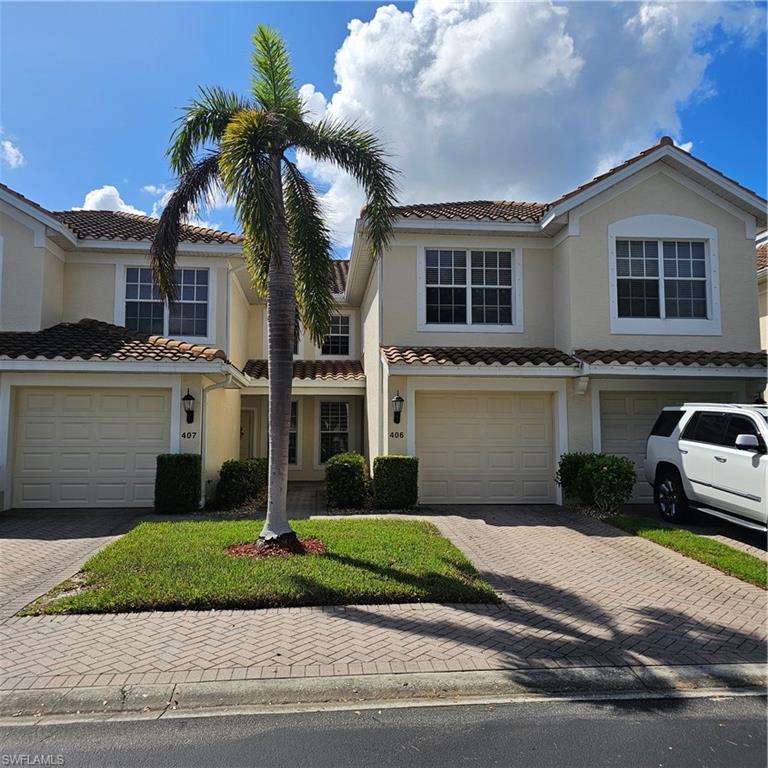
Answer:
392;390;405;424
182;389;196;424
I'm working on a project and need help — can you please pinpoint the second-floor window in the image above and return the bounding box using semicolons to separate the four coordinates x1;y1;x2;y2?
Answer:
616;239;707;320
321;315;350;355
124;267;209;338
424;249;515;327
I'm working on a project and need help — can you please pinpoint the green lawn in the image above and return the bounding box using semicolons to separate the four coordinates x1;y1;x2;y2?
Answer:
609;514;767;590
23;519;499;615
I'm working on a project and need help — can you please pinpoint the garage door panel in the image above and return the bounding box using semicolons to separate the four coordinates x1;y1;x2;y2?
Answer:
13;387;171;508
600;391;730;502
416;392;555;504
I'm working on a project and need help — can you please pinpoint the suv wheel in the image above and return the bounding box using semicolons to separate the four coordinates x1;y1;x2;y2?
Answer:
655;469;689;523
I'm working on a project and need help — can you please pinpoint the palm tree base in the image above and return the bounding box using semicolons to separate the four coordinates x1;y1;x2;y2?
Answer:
256;531;301;551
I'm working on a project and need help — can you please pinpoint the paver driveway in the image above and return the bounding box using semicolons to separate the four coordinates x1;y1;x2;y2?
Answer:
0;508;142;621
0;506;764;692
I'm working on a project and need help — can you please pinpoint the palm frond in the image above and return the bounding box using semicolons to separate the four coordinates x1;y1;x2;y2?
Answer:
150;153;221;302
251;25;301;117
168;86;251;175
219;109;278;259
243;227;270;298
293;118;398;258
282;160;335;345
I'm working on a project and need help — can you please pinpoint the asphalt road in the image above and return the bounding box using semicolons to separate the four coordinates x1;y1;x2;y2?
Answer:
1;695;765;768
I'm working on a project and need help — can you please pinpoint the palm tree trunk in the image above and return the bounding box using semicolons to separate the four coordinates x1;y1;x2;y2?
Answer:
259;153;296;543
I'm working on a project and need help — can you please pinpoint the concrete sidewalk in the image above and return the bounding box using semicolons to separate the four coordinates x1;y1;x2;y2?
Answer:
1;507;765;719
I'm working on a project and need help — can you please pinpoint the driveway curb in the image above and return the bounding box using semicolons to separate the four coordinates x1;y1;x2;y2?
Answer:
1;663;764;721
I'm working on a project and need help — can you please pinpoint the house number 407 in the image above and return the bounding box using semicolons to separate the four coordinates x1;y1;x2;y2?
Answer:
181;431;198;439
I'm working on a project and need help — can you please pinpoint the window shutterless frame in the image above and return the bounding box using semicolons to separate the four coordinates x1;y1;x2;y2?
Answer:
416;245;524;333
607;215;721;336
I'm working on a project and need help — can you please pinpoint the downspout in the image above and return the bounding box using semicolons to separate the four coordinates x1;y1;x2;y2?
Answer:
199;373;234;506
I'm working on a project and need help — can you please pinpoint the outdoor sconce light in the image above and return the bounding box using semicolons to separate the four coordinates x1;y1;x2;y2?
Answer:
181;389;196;424
392;390;405;424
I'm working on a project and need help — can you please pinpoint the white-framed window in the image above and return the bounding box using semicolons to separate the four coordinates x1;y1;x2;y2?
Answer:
417;246;523;332
321;315;350;355
319;401;349;464
288;400;298;465
608;215;721;335
121;266;212;339
616;239;708;320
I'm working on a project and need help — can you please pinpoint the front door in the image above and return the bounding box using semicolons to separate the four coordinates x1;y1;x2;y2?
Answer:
239;410;254;459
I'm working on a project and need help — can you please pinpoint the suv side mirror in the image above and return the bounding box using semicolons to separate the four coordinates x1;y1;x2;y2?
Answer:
735;433;760;451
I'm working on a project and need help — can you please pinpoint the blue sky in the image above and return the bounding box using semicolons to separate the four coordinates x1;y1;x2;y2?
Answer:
1;1;765;245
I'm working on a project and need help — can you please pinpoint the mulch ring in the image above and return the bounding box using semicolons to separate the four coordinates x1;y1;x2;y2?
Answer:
226;538;327;559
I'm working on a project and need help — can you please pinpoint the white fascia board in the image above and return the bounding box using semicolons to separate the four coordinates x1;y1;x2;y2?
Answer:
0;190;77;245
582;363;766;379
243;378;365;392
74;239;243;256
392;218;542;234
385;364;578;377
0;358;244;379
542;146;767;227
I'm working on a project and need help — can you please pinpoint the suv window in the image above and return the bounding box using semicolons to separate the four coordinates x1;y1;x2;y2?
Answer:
680;412;729;445
650;410;684;437
724;415;766;451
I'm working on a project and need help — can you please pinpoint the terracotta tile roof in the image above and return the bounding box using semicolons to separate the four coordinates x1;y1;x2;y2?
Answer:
757;241;767;271
393;200;547;223
575;349;768;368
244;359;365;381
331;259;350;293
0;319;227;363
549;136;767;210
52;209;242;245
381;345;578;367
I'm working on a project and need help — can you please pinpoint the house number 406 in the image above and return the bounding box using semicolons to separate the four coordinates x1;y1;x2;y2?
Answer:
389;431;405;439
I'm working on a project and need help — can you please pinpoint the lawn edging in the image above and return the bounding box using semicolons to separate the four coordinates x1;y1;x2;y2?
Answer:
607;513;767;590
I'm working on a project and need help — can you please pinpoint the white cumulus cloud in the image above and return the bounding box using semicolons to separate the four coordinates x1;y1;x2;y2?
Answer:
1;138;25;169
74;185;147;215
297;0;764;246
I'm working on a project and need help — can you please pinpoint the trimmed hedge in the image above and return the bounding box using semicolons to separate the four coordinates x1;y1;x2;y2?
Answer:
325;452;369;509
217;458;268;509
154;453;201;514
556;452;636;514
373;455;419;509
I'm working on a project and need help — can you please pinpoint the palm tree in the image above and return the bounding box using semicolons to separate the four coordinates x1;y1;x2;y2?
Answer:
151;26;397;544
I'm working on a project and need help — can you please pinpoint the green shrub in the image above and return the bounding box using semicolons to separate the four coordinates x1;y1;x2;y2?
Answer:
216;458;268;509
154;454;201;513
584;454;636;515
372;455;419;509
556;452;635;514
325;452;369;509
554;452;592;501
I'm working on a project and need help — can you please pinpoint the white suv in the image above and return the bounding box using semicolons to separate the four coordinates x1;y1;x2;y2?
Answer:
644;403;768;532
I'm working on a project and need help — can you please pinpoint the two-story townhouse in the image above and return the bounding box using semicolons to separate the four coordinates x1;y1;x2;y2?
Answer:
1;136;766;511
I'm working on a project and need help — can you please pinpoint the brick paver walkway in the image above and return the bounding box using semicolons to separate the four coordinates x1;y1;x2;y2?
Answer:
0;506;764;692
0;509;142;621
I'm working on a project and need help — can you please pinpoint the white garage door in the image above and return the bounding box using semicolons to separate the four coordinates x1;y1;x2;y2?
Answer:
416;392;555;504
600;391;729;502
12;387;171;508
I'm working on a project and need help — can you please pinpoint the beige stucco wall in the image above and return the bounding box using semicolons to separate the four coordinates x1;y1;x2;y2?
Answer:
759;273;767;351
380;235;554;348
63;262;116;323
553;237;574;352
361;262;381;461
204;385;241;496
228;278;250;369
562;170;760;351
0;211;45;331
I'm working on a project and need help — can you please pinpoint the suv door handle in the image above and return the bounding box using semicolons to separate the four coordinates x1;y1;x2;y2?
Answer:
714;456;727;463
679;449;688;454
